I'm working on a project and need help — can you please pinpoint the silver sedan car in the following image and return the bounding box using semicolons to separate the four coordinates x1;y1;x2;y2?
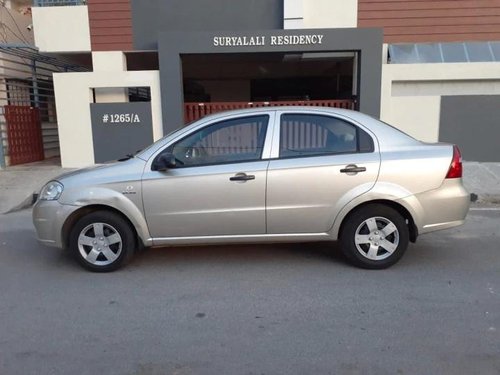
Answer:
33;107;469;272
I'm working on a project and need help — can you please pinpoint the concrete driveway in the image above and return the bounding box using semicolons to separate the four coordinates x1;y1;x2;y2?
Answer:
0;208;499;375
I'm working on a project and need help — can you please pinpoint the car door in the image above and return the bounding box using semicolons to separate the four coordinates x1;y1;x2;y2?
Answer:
142;113;273;239
266;111;380;234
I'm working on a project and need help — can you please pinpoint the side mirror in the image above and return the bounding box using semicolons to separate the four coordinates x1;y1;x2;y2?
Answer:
154;153;176;171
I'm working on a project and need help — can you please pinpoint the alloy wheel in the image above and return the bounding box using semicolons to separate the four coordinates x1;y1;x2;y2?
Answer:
354;216;400;261
77;222;123;266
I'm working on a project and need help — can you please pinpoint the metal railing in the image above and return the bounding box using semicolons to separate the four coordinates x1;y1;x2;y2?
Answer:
34;0;86;6
184;99;356;123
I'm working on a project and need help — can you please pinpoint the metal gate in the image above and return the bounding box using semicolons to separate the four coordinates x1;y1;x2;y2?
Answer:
4;105;44;165
184;99;356;123
0;45;88;167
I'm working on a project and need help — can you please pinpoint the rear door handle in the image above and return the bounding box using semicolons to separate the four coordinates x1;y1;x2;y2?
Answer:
230;173;255;182
340;165;367;174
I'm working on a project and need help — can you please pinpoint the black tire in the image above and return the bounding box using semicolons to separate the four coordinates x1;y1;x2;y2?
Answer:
69;211;136;272
340;204;409;269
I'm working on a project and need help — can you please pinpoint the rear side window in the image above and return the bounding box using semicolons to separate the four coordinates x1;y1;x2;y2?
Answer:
279;114;374;158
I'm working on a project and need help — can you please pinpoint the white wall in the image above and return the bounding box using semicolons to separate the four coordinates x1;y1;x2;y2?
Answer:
93;52;129;103
53;71;163;168
303;0;358;29
32;5;91;53
283;0;304;29
381;62;500;142
284;0;357;29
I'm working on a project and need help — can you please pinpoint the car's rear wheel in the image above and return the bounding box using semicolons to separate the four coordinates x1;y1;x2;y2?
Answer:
69;211;136;272
340;204;409;269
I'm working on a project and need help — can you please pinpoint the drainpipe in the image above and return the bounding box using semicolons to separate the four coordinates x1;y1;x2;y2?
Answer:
0;132;5;169
31;59;40;109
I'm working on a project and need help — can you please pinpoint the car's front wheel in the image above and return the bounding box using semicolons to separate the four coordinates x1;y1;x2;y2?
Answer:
340;204;409;269
69;211;136;272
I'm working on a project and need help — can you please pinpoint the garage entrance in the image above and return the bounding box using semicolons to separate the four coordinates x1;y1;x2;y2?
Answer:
182;51;358;122
159;28;383;134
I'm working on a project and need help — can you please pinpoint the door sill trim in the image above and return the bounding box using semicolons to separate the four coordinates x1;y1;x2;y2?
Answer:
151;232;331;246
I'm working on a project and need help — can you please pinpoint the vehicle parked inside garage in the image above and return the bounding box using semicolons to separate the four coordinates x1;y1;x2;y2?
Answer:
33;107;469;272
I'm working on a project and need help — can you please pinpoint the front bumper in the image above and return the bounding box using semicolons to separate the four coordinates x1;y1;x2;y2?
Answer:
32;200;79;249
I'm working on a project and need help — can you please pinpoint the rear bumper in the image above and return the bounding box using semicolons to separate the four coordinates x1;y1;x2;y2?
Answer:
398;178;470;235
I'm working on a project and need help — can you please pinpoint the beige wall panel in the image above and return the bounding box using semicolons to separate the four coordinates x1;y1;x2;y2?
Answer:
388;96;441;142
381;62;500;143
32;6;91;53
54;71;162;168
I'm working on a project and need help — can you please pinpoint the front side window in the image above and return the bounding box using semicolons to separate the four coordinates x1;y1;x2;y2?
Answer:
168;115;269;167
279;114;373;158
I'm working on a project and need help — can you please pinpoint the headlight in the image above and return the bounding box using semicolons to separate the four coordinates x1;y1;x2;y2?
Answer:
39;181;64;201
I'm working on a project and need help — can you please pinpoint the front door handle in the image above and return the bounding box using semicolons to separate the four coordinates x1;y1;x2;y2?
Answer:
340;164;367;174
230;173;255;182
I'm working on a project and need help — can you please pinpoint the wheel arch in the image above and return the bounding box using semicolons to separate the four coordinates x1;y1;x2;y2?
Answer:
61;204;147;250
336;200;418;243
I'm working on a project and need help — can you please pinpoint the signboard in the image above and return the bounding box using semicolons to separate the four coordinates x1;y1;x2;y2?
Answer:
90;102;154;163
213;34;324;47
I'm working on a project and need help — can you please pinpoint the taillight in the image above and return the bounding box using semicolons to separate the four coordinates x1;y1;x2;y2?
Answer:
446;145;462;179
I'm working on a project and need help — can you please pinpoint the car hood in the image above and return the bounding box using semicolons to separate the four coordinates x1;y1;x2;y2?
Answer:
54;162;116;181
55;158;147;190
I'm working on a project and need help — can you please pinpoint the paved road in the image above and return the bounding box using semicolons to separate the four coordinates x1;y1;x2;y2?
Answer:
0;209;499;375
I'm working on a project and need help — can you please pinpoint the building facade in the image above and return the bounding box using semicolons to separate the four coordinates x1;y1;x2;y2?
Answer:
1;0;499;168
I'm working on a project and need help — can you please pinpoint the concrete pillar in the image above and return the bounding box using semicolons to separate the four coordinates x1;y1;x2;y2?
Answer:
92;52;129;103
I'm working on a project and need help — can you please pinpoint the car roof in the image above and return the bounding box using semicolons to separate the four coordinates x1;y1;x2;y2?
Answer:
199;106;366;122
137;106;419;161
198;106;398;136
